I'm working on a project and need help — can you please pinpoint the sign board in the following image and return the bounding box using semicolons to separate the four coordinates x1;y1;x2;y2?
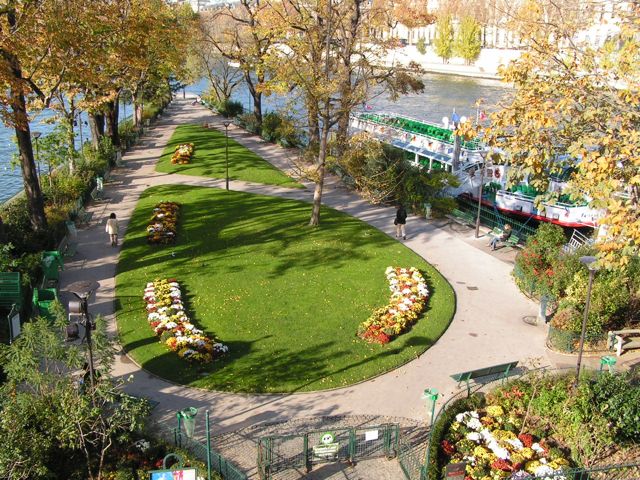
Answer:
10;312;20;340
445;462;467;480
313;432;339;459
148;468;197;480
365;430;379;441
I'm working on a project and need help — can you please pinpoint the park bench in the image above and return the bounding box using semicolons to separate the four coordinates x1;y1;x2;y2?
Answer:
89;177;104;202
490;227;521;250
451;361;519;394
448;208;475;227
60;221;79;257
608;329;640;356
71;198;93;226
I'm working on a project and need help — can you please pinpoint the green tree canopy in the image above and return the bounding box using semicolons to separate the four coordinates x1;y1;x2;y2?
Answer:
433;14;454;63
453;15;482;65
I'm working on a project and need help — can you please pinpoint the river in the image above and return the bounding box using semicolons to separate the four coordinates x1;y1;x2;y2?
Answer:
0;73;509;204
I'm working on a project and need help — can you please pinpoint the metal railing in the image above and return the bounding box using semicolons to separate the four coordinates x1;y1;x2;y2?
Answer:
456;195;538;239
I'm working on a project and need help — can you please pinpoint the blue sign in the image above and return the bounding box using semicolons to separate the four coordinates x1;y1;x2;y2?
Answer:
149;467;197;480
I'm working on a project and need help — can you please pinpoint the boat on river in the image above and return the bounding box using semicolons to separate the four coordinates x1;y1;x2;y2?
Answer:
349;111;602;228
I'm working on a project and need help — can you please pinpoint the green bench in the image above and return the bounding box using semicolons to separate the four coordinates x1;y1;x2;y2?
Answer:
451;361;519;394
449;209;475;227
41;251;63;288
490;227;521;249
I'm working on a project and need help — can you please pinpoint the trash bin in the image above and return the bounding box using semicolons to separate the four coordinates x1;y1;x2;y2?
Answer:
424;202;432;219
178;407;198;438
33;288;59;321
42;251;63;286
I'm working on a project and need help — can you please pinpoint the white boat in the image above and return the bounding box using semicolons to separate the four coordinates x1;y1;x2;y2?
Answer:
349;111;602;228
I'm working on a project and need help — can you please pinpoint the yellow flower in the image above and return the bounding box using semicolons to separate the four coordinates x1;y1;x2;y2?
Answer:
525;460;541;474
486;405;505;417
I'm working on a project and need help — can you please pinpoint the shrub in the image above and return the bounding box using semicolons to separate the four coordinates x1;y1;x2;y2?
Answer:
236;112;260;134
587;372;640;441
416;37;427;54
215;99;243;118
261;111;282;142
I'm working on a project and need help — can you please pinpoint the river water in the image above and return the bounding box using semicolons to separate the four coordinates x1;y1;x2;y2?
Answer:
0;73;509;204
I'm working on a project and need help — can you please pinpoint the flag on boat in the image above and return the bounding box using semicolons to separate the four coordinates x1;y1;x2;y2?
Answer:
365;104;373;110
479;110;488;121
451;111;461;124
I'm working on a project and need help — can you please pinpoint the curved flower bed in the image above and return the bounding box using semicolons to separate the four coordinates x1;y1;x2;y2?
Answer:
147;202;179;244
171;143;194;164
442;403;570;479
357;266;429;344
143;279;228;363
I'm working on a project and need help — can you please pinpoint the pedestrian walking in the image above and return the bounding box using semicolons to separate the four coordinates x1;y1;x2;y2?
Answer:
106;212;119;246
394;204;407;240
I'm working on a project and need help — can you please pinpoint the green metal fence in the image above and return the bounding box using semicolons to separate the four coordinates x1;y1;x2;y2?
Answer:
456;196;537;240
535;462;640;479
171;425;248;480
546;325;609;353
257;423;399;479
397;430;429;480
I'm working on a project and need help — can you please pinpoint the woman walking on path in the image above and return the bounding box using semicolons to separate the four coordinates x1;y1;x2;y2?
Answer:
394;205;407;240
106;213;119;246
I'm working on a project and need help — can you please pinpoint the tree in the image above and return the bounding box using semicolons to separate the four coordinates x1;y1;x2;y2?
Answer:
482;0;640;268
199;1;276;134
433;14;454;63
0;314;150;480
453;15;481;65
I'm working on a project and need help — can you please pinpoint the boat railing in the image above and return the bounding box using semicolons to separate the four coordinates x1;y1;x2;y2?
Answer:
350;111;483;151
497;189;589;208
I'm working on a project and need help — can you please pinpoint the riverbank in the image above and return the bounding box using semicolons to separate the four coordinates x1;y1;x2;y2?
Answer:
380;45;521;80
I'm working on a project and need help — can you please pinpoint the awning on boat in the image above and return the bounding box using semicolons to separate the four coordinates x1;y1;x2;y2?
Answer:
390;139;452;163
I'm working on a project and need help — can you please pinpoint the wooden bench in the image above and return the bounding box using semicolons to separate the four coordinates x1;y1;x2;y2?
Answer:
608;329;640;356
451;361;519;394
448;208;475;227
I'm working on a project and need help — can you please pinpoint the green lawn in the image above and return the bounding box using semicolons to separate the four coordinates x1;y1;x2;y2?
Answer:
156;124;301;188
116;184;455;393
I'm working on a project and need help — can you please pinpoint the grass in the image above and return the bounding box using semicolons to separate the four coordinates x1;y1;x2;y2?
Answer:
115;184;455;393
156;124;301;188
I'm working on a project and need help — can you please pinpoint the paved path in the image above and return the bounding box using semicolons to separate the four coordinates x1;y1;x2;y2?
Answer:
59;97;552;470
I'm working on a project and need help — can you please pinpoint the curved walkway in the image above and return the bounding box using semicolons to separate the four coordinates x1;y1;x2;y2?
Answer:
59;98;549;440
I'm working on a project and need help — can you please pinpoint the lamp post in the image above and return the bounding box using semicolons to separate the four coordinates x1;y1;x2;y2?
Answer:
475;151;489;238
575;256;599;385
422;387;440;479
32;131;41;179
66;280;100;390
222;121;232;190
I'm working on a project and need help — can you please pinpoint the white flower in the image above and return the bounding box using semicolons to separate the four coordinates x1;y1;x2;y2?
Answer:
506;438;524;451
534;465;555;477
467;432;481;442
531;443;544;454
466;417;482;431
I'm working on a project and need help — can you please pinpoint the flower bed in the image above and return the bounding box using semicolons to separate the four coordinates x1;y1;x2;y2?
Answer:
171;143;194;164
357;266;429;344
441;400;571;479
144;279;228;363
147;202;179;244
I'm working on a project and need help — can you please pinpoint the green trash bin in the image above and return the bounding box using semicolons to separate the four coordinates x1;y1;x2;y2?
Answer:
424;202;432;219
42;251;63;286
33;288;59;321
178;407;198;438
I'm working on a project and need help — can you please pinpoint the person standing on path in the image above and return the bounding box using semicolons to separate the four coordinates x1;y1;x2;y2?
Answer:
106;213;119;247
394;204;407;240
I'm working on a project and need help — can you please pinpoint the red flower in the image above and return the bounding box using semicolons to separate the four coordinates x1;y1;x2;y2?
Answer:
518;433;533;448
441;440;456;456
491;459;513;471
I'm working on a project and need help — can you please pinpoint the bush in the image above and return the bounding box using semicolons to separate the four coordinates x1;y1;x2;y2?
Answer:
416;37;427;54
587;372;640;441
215;99;244;118
236;112;260;134
261;111;282;142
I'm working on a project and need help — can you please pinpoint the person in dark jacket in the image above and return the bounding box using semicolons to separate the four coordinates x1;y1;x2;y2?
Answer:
394;205;408;240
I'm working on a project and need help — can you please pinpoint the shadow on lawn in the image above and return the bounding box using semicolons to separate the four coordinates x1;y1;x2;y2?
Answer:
116;185;392;278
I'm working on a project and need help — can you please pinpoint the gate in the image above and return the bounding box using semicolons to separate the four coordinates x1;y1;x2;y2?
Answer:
257;423;399;479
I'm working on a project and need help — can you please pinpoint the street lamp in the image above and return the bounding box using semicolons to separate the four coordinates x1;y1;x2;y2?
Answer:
66;280;100;390
422;388;440;479
32;131;41;179
475;151;489;238
222;121;232;190
575;256;599;385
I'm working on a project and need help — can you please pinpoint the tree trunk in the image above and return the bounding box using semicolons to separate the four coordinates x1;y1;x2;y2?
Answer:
66;108;76;174
104;100;120;149
12;90;47;232
307;102;320;149
244;71;262;133
88;113;105;149
132;91;143;128
309;121;330;226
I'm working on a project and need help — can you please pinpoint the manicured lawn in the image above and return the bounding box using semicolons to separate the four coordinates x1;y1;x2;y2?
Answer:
156;124;301;188
116;184;455;393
